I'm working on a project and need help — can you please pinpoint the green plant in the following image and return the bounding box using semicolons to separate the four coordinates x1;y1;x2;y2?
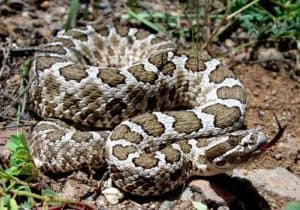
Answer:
123;0;300;53
0;134;93;209
0;133;39;209
228;0;300;43
64;0;80;31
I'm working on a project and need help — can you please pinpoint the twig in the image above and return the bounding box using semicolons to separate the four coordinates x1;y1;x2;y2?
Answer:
0;170;31;187
9;189;96;209
0;91;15;101
16;59;32;128
0;77;33;119
0;43;10;78
9;47;37;57
226;0;260;20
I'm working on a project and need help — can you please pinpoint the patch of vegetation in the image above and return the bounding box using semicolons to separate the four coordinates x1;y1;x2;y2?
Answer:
228;0;300;45
123;0;300;52
0;133;41;209
0;134;93;209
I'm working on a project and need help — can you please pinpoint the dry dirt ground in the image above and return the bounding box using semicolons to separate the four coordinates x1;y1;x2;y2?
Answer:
0;1;299;210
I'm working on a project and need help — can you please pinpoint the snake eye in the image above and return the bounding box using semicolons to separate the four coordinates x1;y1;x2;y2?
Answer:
215;159;226;166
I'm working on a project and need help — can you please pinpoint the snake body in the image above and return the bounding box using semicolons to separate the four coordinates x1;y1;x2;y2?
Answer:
28;25;266;196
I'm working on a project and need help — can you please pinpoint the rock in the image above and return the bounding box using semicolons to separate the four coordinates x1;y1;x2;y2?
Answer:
189;179;236;205
232;167;300;200
60;178;94;200
102;187;124;205
160;200;195;210
225;39;235;48
258;48;283;61
180;187;193;200
102;178;124;204
159;200;174;210
217;206;230;210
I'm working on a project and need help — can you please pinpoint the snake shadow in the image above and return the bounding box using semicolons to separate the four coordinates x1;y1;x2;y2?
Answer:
127;173;270;210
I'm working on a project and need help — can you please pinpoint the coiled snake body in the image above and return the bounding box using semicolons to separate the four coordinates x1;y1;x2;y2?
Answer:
28;25;266;196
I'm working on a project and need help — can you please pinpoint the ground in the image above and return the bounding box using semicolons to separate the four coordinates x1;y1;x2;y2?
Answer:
0;1;299;210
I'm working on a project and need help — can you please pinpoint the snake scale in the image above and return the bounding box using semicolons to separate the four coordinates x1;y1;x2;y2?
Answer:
28;25;267;196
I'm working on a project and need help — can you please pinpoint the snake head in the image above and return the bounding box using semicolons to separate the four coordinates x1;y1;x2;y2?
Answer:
204;128;267;171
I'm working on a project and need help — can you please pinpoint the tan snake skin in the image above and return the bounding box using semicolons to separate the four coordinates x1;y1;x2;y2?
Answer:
28;25;266;196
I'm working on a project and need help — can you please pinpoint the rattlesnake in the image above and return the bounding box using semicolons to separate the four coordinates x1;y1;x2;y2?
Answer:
28;25;267;196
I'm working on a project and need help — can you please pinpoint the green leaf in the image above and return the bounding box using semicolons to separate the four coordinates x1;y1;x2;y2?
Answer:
9;198;18;210
0;195;11;209
5;134;29;153
64;0;80;31
128;9;167;34
192;201;207;210
5;135;21;152
286;202;300;210
12;148;32;164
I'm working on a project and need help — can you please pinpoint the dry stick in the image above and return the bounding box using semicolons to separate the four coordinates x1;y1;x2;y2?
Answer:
0;43;10;78
9;47;37;57
226;0;260;20
16;59;32;128
0;78;33;119
10;189;96;210
0;91;15;101
201;7;228;51
0;170;30;187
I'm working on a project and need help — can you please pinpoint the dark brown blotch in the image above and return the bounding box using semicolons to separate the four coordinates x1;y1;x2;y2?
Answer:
202;103;241;128
148;52;168;69
44;74;60;97
161;147;181;163
112;145;137;160
65;30;88;42
131;113;165;137
205;141;232;162
60;64;88;82
209;66;236;84
128;64;157;84
92;35;103;49
115;25;129;37
47;130;65;142
110;125;142;144
177;140;192;154
35;56;65;71
135;29;150;40
185;56;206;72
166;111;203;134
133;153;159;169
72;132;92;143
98;68;125;87
106;98;127;116
162;61;176;76
216;85;246;104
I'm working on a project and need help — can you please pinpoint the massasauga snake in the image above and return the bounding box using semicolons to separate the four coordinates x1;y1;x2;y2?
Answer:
28;25;270;196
